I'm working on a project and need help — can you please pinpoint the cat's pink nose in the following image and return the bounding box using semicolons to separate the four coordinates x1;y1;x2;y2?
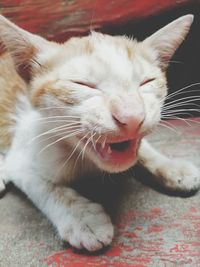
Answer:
112;109;144;135
110;94;145;136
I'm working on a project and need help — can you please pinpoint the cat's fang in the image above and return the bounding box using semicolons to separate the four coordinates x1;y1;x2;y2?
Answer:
101;139;106;149
107;146;112;154
92;138;139;166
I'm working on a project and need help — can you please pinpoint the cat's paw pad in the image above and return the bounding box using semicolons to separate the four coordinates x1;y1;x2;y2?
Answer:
59;203;114;251
157;159;200;192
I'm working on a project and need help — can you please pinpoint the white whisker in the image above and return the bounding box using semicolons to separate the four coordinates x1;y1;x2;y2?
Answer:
38;106;78;111
38;129;84;155
81;132;96;161
29;123;81;143
163;96;200;110
162;108;200;115
164;82;200;102
34;115;80;121
37;119;80;124
57;132;90;176
158;121;179;134
90;128;97;151
72;129;97;172
34;127;82;145
162;116;192;127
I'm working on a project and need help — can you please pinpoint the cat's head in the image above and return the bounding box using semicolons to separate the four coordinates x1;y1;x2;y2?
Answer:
0;15;193;173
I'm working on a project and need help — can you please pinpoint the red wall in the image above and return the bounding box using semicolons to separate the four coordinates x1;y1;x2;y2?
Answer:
1;0;193;41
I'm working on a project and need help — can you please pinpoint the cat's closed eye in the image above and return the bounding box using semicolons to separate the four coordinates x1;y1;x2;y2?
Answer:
72;80;97;89
140;78;155;87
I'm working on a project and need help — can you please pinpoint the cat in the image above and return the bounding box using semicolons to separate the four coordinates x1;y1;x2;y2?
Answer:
0;14;199;252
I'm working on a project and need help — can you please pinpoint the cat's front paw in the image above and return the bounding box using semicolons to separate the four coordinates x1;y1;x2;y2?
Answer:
58;202;114;252
156;159;200;192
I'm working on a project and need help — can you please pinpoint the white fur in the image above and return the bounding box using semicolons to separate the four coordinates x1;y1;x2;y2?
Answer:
0;15;199;251
139;140;200;191
4;99;114;251
0;154;6;193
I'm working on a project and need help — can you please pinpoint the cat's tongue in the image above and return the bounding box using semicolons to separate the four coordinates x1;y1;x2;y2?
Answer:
95;139;137;164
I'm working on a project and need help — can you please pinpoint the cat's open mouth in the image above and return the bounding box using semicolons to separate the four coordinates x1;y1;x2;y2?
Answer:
95;139;138;163
81;136;140;167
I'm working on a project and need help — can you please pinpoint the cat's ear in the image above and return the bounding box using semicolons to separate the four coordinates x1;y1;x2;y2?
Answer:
143;15;194;69
0;15;55;82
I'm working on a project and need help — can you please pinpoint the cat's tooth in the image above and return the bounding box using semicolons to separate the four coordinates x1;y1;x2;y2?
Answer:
101;139;106;149
108;146;112;154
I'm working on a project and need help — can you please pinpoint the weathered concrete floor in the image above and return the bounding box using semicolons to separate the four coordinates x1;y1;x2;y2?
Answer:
0;119;200;267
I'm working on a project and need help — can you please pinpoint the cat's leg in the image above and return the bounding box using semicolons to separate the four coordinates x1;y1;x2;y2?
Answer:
20;177;113;251
0;180;5;193
0;154;9;193
5;154;114;251
138;139;200;192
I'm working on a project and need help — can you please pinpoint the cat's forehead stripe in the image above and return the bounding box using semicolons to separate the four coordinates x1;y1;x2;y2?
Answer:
31;80;75;106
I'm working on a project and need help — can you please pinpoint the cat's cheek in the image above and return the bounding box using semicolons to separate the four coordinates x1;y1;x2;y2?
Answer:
141;95;161;128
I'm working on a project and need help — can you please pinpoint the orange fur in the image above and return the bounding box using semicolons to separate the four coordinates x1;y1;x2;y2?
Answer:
0;52;26;150
31;80;75;107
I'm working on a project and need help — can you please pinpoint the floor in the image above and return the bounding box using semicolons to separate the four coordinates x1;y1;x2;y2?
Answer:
0;119;200;267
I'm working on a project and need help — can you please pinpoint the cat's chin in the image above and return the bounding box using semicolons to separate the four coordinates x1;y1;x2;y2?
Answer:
80;136;141;173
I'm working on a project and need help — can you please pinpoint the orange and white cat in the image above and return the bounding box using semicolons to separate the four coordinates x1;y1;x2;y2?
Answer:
0;15;199;251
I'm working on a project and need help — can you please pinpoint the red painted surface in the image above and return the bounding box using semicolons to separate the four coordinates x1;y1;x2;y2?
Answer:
0;0;193;41
44;206;200;267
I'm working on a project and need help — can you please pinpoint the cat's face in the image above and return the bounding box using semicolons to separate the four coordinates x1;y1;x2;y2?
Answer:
0;15;193;173
31;34;167;172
